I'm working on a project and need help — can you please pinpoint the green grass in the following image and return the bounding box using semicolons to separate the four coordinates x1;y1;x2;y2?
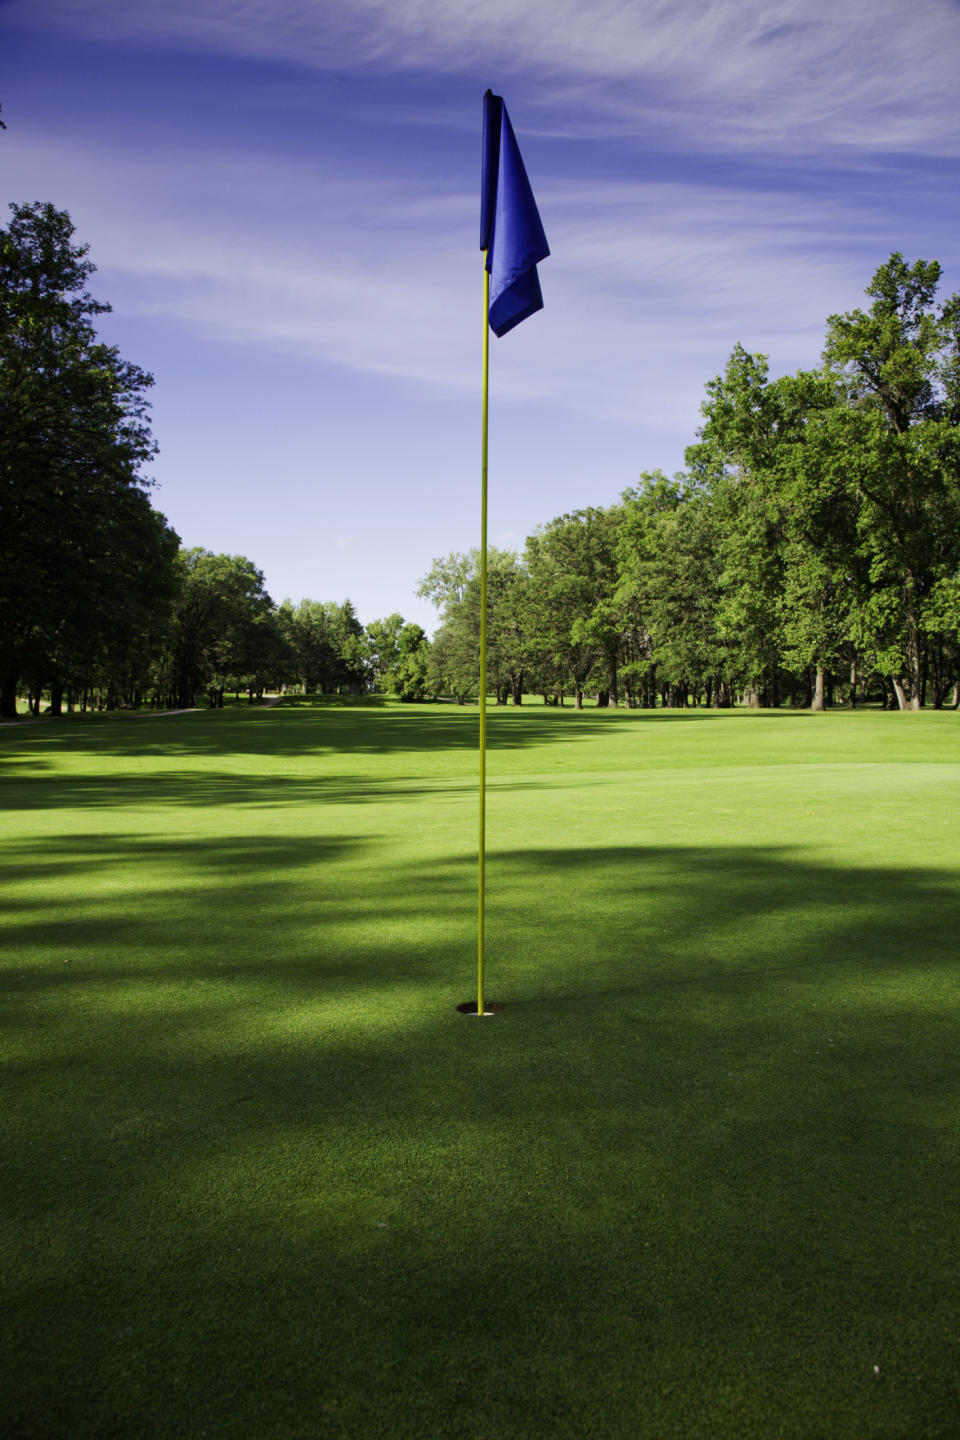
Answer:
2;701;959;1439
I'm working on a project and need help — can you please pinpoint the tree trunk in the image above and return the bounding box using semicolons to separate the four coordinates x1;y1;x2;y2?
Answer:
905;607;922;709
574;687;583;710
930;638;946;709
801;669;813;709
891;677;910;711
49;684;63;717
0;673;18;719
811;665;826;712
608;658;619;707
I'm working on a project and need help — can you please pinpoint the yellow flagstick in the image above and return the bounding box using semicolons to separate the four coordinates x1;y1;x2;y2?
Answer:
478;256;491;1017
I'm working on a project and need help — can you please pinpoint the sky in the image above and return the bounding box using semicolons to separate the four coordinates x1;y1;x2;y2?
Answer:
3;0;959;634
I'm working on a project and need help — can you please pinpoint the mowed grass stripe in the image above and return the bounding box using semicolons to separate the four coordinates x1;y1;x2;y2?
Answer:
2;702;959;1439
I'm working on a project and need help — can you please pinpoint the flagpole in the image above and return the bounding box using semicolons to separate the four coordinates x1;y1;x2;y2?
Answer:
478;255;490;1017
473;89;546;1019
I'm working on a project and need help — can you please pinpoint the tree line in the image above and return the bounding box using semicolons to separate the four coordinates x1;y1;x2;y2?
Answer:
421;252;960;711
3;198;958;715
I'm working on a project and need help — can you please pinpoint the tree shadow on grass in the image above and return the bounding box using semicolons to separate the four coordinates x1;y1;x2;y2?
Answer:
0;700;745;768
0;768;496;811
3;839;959;1439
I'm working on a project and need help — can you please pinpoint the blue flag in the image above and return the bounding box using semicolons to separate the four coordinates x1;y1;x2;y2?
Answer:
480;91;549;338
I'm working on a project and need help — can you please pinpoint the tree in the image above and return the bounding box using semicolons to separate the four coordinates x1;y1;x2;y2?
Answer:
324;600;365;693
0;202;177;715
281;599;337;693
417;552;473;611
388;623;433;701
685;348;864;708
59;495;180;712
525;508;624;707
276;598;368;694
418;547;523;703
364;613;406;692
618;473;731;707
821;253;960;708
162;550;272;708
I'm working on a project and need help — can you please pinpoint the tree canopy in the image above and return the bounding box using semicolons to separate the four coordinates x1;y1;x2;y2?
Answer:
0;202;179;715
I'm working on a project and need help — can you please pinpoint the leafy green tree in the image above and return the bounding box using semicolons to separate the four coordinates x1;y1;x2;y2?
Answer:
418;547;523;703
324;600;365;692
821;253;960;707
525;508;624;707
59;499;180;712
684;347;795;704
280;599;337;692
685;348;865;708
0;201;176;715
388;623;432;701
162;550;272;708
618;473;731;706
364;613;406;692
417;552;472;611
278;599;367;694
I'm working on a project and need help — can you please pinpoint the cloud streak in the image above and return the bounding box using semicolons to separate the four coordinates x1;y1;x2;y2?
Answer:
9;127;941;450
15;0;960;158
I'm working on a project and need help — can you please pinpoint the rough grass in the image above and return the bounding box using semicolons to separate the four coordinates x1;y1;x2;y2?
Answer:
2;701;959;1439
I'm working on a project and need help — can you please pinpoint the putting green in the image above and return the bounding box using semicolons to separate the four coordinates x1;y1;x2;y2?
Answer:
2;702;958;1438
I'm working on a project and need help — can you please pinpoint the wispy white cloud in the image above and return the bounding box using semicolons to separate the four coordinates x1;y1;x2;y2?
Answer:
13;0;960;158
3;132;478;388
8;125;935;452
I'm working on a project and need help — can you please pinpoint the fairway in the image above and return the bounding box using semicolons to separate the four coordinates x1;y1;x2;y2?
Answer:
3;702;959;1439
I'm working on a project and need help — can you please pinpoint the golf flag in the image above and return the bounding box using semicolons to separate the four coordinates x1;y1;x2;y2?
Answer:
473;92;550;1019
480;91;550;336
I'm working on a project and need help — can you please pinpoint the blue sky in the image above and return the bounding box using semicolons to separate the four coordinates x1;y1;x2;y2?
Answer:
4;0;959;633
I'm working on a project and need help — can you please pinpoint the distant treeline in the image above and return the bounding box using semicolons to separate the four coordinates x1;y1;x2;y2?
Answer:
3;201;958;715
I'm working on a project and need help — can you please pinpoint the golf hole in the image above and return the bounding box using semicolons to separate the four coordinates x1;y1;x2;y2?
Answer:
456;1001;505;1016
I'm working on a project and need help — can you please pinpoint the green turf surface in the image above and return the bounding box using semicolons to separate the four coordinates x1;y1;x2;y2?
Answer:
2;702;959;1438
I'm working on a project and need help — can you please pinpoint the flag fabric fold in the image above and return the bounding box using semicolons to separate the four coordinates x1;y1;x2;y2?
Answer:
480;91;549;337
